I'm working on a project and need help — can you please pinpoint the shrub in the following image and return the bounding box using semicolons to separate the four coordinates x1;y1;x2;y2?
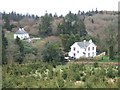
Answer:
107;68;115;78
48;69;53;79
74;72;80;81
57;78;64;88
93;62;99;68
62;70;67;80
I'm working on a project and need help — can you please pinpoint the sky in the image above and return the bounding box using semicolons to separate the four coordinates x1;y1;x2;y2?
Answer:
0;0;119;16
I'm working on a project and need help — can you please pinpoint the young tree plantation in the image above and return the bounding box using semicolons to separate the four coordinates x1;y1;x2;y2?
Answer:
1;10;119;88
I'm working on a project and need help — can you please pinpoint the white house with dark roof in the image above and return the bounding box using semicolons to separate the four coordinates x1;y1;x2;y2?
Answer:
68;39;96;59
14;28;30;40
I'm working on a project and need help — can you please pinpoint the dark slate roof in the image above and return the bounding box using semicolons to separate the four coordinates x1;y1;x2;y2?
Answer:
76;41;91;48
15;28;28;34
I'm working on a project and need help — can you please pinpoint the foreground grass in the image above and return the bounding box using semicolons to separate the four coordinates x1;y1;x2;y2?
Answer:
2;61;119;88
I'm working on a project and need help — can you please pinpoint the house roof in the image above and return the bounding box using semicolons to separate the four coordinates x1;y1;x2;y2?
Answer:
76;40;96;49
15;28;28;34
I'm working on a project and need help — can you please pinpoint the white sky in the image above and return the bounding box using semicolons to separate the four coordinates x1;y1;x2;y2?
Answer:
0;0;119;16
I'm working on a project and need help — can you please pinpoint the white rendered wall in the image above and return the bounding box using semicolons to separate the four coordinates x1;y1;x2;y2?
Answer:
14;34;30;40
68;42;96;59
69;43;85;59
85;43;96;57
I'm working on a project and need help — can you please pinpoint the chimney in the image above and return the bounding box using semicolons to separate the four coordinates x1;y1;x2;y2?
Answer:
89;39;92;43
21;28;24;31
19;28;22;31
83;40;86;48
83;40;86;42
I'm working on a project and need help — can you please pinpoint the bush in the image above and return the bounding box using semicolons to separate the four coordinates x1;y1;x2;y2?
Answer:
107;68;115;78
93;62;99;68
74;73;80;81
57;78;64;88
48;69;53;79
62;70;67;80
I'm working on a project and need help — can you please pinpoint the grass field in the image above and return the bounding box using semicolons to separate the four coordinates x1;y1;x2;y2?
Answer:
98;56;118;62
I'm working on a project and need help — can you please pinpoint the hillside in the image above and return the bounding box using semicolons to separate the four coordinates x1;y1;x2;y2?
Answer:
11;13;118;50
85;14;117;39
1;11;119;88
3;12;118;40
1;11;118;63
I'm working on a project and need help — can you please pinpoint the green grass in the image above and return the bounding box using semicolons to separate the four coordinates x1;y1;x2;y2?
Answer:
98;56;118;62
5;32;14;45
5;32;14;40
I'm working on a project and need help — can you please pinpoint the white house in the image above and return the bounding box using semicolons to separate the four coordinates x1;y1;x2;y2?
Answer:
68;39;96;59
14;28;30;40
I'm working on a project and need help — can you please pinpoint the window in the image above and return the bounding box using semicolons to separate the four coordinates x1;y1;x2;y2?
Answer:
73;47;76;51
88;53;90;57
84;53;86;56
74;53;76;56
77;51;79;53
88;47;90;51
92;47;94;50
92;52;94;56
83;52;86;56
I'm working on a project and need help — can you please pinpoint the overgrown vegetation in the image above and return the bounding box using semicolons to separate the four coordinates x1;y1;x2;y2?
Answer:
2;30;8;65
14;37;25;64
2;62;119;88
42;42;64;64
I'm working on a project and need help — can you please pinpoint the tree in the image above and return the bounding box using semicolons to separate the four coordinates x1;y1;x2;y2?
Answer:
58;12;87;36
106;22;117;60
39;13;53;36
3;15;11;31
91;19;94;23
2;30;8;64
99;10;103;14
15;37;25;64
118;13;120;61
35;15;39;20
42;42;64;63
95;8;98;14
60;34;83;52
3;13;17;31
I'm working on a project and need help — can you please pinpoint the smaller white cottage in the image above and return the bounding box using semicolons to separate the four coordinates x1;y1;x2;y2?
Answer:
14;28;30;40
68;39;97;59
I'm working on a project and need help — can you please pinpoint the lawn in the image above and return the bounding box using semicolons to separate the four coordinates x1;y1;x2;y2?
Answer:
5;32;14;40
98;56;118;62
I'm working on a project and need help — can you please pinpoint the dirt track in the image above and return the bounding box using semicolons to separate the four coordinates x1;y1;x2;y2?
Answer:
67;61;119;66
